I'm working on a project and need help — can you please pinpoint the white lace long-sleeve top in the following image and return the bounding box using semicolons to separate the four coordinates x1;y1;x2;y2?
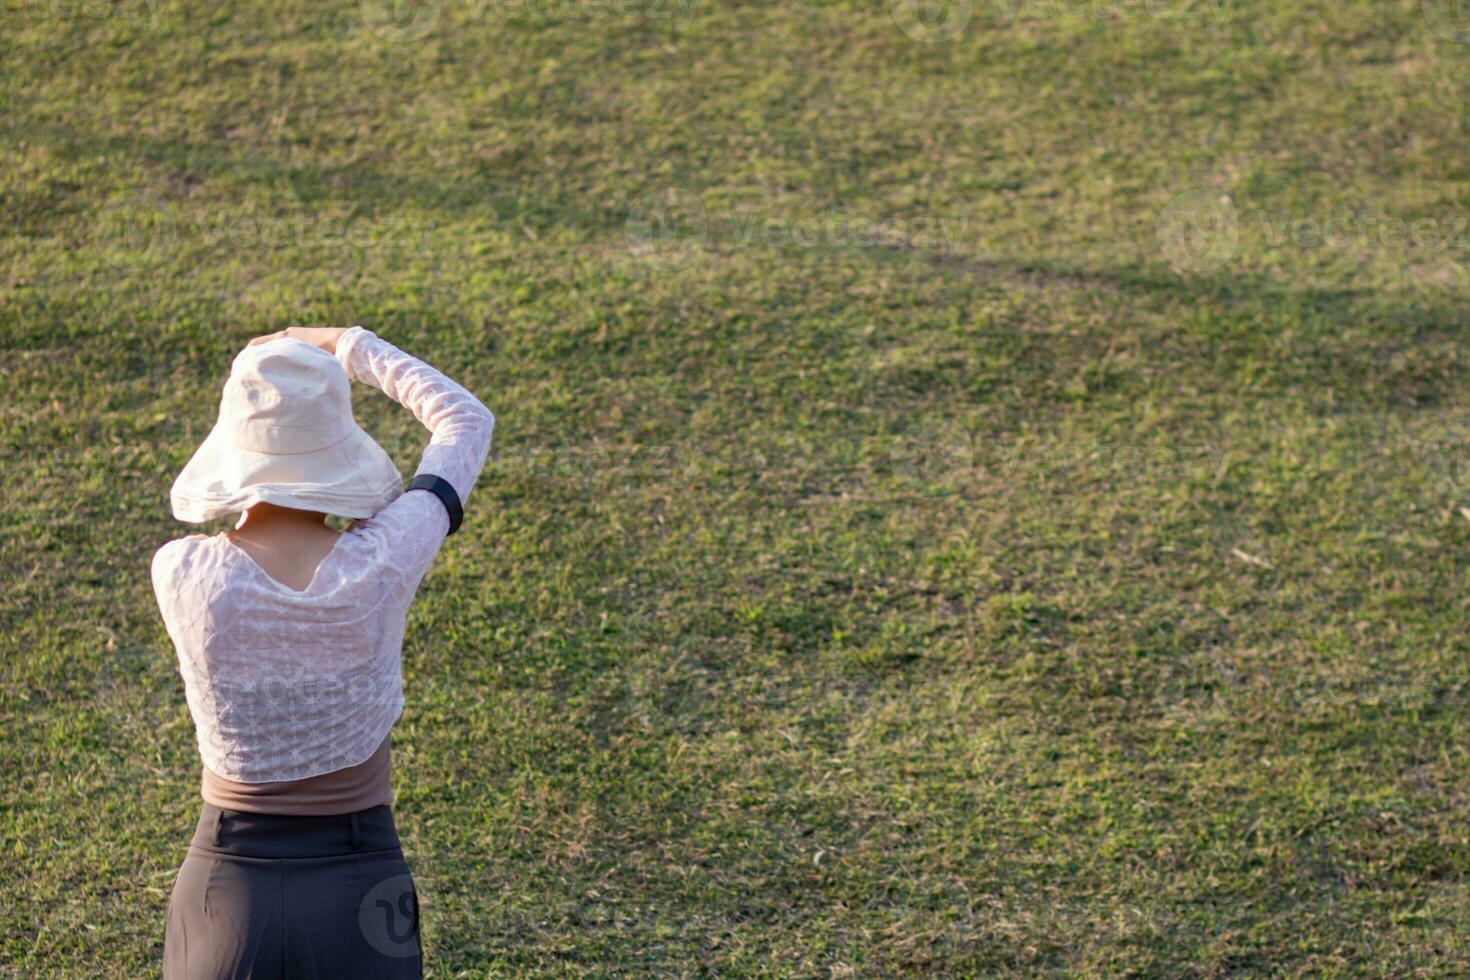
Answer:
151;326;494;783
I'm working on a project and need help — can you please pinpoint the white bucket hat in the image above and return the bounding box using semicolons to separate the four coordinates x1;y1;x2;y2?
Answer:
170;337;403;522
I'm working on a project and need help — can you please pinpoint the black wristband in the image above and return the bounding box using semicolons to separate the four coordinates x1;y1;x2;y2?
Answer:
406;474;463;535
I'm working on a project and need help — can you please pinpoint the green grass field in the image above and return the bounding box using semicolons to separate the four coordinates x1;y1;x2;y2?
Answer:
6;0;1470;974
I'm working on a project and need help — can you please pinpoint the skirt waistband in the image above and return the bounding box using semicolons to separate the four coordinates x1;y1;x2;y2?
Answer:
191;802;402;859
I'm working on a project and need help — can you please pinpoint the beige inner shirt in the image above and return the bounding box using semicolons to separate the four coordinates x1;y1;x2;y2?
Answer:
201;733;393;815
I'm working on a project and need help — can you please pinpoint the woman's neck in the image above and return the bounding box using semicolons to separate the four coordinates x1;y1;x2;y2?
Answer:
234;502;330;533
227;503;340;591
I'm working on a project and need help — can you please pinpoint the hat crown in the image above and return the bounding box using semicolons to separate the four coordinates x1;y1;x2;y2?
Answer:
221;339;354;453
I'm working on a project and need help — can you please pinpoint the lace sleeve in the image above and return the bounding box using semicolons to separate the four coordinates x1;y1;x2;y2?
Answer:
335;326;495;574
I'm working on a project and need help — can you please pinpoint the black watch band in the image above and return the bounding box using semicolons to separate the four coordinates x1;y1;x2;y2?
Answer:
406;474;464;535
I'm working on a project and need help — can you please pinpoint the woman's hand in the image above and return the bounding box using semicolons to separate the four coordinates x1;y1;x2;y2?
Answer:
247;327;350;355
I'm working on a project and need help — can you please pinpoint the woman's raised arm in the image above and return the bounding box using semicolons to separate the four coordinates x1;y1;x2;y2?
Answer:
332;325;495;509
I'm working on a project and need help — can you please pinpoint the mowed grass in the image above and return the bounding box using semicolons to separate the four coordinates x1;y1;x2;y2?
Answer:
5;0;1470;974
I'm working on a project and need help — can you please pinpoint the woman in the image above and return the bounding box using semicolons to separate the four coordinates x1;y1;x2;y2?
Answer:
151;325;494;978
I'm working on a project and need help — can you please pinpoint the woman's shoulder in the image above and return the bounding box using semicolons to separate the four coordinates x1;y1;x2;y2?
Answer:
150;533;217;579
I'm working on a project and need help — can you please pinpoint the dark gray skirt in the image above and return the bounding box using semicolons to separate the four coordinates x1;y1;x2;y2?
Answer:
164;803;422;979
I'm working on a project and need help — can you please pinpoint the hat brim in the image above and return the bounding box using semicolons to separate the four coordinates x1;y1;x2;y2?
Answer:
170;422;403;523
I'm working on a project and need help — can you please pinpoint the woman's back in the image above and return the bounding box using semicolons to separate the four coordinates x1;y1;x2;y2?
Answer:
153;326;495;784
